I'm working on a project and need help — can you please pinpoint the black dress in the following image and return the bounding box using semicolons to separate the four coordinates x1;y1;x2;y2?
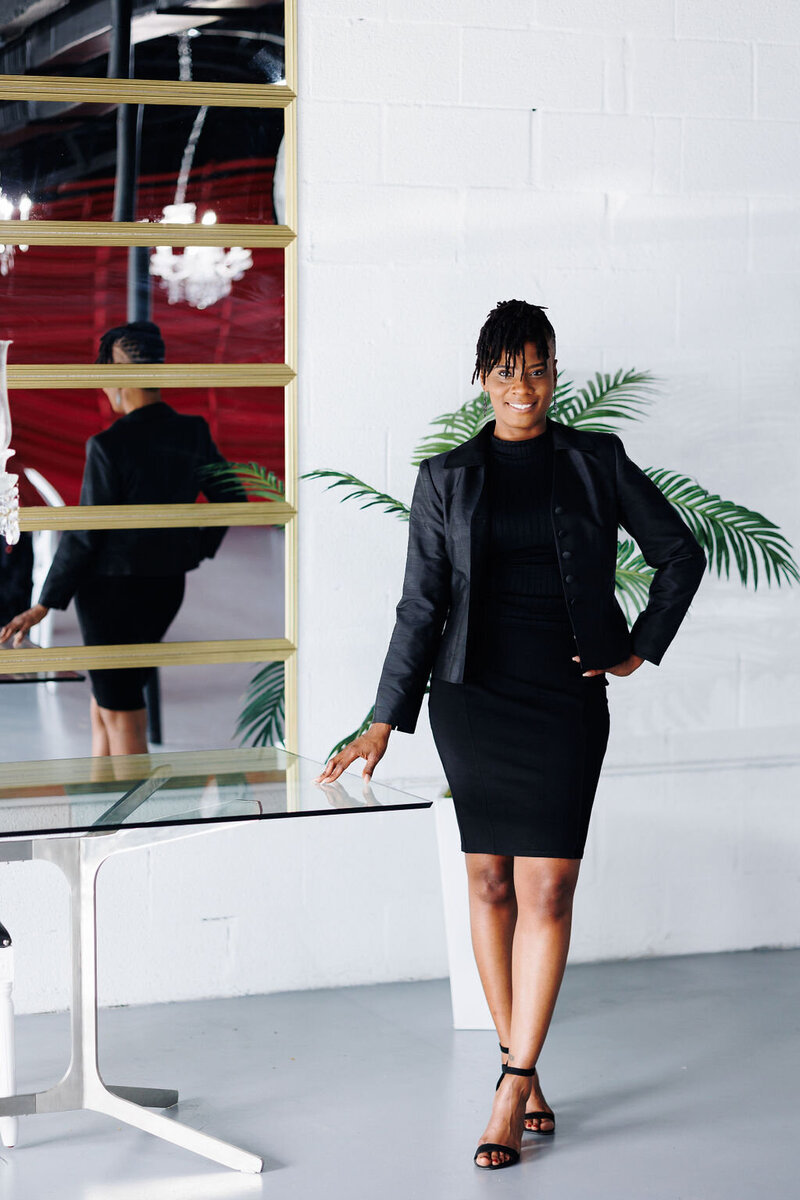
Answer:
428;426;610;859
39;402;240;712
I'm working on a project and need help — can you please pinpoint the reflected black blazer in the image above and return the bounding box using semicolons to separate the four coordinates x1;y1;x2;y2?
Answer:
40;402;241;610
372;417;706;735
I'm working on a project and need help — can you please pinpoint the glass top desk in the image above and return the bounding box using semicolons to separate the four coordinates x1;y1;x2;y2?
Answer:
0;748;432;1173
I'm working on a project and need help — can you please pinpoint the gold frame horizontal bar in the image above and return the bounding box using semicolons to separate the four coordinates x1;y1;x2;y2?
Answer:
0;746;291;792
0;638;295;673
0;222;296;248
0;76;295;108
7;364;295;389
19;502;295;532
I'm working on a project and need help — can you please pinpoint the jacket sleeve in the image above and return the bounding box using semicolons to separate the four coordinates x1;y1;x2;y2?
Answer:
372;459;451;734
38;437;119;610
196;423;248;561
612;435;706;665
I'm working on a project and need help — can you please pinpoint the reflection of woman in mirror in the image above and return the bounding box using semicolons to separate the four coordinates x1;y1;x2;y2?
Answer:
314;301;706;1170
0;321;240;757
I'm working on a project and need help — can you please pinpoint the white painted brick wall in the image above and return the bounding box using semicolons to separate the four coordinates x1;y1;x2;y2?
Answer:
460;28;612;110
6;0;800;1015
297;0;800;985
630;38;753;117
755;43;800;118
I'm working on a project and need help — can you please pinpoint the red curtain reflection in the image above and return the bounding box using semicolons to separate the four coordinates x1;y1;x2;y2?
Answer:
3;161;284;506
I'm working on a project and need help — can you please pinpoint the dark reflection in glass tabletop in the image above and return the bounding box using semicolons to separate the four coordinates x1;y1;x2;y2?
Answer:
0;748;431;840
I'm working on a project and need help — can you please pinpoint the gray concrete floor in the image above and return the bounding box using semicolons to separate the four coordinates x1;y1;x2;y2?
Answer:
1;949;796;1199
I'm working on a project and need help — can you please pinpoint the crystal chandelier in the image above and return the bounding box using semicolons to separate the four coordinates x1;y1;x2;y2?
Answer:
149;31;252;310
150;204;252;310
0;187;32;277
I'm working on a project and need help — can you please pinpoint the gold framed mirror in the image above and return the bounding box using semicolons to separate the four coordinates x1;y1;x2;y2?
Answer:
0;0;297;757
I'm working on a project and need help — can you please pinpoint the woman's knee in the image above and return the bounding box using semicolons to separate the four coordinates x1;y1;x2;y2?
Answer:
518;865;578;922
468;858;515;906
97;705;145;730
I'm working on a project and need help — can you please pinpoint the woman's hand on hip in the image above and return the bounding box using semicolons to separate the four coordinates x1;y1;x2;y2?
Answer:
572;653;644;678
0;603;49;648
313;722;392;785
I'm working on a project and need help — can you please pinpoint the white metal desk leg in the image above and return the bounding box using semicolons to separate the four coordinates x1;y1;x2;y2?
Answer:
0;946;17;1148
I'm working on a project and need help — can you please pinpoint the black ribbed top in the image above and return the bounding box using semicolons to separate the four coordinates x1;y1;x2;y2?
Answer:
483;426;566;619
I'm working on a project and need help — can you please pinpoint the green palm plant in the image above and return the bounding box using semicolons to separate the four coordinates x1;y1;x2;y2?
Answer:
209;370;798;755
198;462;287;746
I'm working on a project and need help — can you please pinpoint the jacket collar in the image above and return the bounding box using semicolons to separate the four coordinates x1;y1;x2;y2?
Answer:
443;416;572;468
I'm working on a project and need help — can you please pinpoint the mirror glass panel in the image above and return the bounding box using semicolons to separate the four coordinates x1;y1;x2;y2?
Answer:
0;103;285;225
13;387;284;507
0;658;286;762
0;247;284;363
1;524;285;645
0;1;285;85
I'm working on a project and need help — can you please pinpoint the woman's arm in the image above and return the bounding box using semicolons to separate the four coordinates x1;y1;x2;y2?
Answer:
195;425;248;561
314;460;450;784
371;459;451;734
38;438;118;610
612;434;707;665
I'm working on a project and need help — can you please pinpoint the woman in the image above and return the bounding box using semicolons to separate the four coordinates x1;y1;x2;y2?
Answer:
314;300;706;1170
0;321;239;757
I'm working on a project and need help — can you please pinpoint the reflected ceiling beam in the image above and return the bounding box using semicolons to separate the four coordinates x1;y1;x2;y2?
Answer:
0;0;280;73
0;1;217;73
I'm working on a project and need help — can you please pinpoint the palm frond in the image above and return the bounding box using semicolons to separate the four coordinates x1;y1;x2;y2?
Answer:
235;661;285;747
555;370;659;431
202;461;285;501
327;706;376;761
646;468;800;588
325;680;433;761
615;538;655;622
301;469;410;521
411;395;489;464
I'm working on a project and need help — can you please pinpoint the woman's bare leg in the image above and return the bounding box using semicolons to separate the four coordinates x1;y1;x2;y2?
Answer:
94;705;149;757
90;697;111;757
465;853;516;1043
474;856;580;1164
510;857;579;1130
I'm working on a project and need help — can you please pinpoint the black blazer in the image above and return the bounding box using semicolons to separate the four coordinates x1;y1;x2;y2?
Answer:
372;417;706;734
40;402;242;610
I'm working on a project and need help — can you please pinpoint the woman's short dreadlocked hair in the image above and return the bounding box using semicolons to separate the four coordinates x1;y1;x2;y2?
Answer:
472;300;556;386
96;321;166;366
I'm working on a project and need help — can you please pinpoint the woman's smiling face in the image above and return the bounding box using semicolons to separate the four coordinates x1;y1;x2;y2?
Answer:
483;338;557;441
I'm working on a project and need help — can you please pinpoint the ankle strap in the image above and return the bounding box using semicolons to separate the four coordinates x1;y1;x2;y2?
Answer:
498;1043;509;1055
501;1063;536;1078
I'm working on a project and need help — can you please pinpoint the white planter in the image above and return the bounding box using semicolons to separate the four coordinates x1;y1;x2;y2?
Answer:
433;795;494;1030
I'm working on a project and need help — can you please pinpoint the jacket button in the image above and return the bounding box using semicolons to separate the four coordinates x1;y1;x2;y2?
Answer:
562;550;572;559
554;506;564;515
569;597;576;606
565;574;574;583
557;529;566;538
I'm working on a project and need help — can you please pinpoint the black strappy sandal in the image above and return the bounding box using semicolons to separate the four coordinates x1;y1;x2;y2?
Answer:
524;1075;556;1137
498;1042;555;1136
474;1064;535;1170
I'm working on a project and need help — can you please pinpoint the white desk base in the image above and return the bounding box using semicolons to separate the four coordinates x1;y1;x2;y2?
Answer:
0;822;263;1174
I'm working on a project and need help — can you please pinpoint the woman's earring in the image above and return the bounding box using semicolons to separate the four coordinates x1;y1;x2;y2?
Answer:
482;390;490;416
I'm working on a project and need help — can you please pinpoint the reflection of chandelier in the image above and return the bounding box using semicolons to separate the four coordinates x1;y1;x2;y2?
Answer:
150;203;253;310
0;187;31;277
148;30;252;311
